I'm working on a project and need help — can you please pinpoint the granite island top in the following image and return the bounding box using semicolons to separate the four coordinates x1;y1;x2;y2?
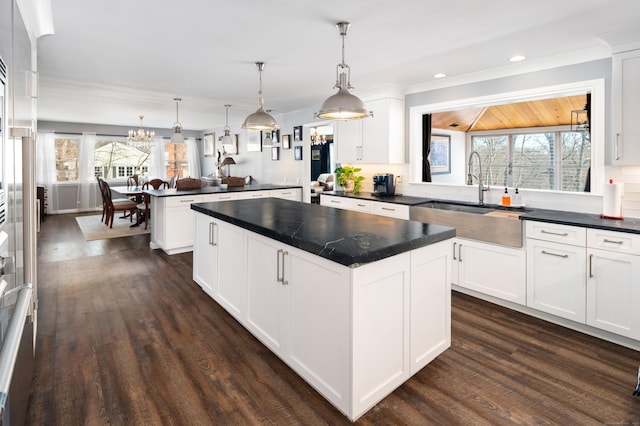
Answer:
147;183;301;197
191;198;456;267
519;208;640;234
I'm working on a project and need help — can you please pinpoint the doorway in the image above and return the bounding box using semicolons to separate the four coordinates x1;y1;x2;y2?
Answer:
310;125;334;181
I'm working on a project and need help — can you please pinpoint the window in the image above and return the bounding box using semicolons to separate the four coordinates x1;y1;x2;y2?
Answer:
94;139;150;180
165;142;189;180
471;130;590;191
54;137;80;181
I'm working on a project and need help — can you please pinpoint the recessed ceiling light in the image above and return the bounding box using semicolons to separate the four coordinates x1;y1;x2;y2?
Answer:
509;55;526;62
433;73;447;79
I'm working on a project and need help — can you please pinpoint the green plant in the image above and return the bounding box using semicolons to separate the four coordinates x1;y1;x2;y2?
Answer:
335;166;365;193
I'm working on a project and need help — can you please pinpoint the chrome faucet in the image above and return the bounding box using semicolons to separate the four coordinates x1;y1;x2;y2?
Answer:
467;151;490;205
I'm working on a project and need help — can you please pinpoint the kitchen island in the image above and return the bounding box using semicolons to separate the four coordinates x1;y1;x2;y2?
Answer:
146;183;301;254
191;198;455;420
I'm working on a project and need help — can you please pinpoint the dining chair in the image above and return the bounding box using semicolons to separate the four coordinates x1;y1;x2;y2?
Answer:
136;179;169;230
127;174;139;188
101;179;139;228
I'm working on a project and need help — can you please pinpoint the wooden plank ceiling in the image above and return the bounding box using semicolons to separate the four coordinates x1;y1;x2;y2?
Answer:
431;94;588;132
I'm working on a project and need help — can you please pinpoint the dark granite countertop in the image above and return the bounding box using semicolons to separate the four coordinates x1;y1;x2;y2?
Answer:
321;191;433;206
191;198;456;267
147;183;301;198
519;209;640;235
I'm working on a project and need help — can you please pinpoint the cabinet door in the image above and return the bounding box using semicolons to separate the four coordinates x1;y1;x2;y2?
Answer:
410;241;451;374
335;119;363;163
526;239;586;322
215;220;246;319
165;203;196;250
286;249;350;414
361;98;404;164
456;239;526;305
193;213;217;297
613;50;640;165
587;248;640;339
245;233;287;354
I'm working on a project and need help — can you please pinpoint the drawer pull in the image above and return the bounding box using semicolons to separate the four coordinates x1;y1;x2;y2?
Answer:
452;242;457;260
603;238;624;245
541;250;569;258
381;207;395;211
356;203;366;207
180;199;195;203
330;200;340;204
540;229;569;237
589;254;594;278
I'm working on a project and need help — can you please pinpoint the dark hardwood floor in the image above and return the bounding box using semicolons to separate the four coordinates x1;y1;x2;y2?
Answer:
27;213;640;425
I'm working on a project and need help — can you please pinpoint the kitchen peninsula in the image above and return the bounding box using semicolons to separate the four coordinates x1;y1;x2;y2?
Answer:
191;198;455;420
146;184;302;254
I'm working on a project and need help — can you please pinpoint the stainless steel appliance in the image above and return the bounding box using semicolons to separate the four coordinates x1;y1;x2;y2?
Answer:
373;173;395;196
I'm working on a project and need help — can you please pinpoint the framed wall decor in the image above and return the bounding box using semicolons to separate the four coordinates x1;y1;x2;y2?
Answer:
293;125;302;142
282;134;291;149
221;134;238;155
203;133;215;157
247;130;262;152
430;134;451;175
271;146;280;161
271;129;280;144
294;145;302;160
261;130;272;147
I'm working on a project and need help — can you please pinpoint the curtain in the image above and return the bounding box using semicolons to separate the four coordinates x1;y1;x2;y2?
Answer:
77;132;96;211
186;137;201;178
36;132;59;213
150;136;165;179
422;114;432;182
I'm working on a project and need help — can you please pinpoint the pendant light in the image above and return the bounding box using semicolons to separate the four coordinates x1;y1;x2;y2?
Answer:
171;97;185;144
242;62;279;131
315;22;372;120
221;104;234;145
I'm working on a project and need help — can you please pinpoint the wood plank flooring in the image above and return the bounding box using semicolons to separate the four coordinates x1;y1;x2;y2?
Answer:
27;213;640;425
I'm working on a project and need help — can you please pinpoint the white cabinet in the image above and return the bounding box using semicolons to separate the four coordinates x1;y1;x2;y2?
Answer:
320;194;410;220
526;222;587;322
245;231;351;414
335;97;404;164
586;229;640;339
271;188;302;201
193;213;246;319
452;238;526;305
612;49;640;165
151;194;208;255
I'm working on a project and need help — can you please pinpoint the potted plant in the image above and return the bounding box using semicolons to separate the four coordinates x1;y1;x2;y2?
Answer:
335;166;365;193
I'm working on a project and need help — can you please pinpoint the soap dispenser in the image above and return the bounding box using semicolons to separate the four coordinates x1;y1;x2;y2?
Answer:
513;188;522;206
501;187;511;206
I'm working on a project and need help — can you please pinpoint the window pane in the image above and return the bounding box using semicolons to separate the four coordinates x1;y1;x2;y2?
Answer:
512;133;555;190
561;132;590;192
165;143;189;179
471;135;508;186
94;139;150;180
55;137;79;181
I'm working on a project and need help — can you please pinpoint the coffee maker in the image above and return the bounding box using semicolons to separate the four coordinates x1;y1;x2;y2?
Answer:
373;174;395;196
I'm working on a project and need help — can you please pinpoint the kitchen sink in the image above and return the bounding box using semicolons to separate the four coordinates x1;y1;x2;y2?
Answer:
410;200;527;247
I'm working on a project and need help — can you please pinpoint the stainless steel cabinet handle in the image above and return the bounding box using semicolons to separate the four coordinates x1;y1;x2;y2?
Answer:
180;199;195;203
541;250;569;258
589;254;594;278
381;207;395;211
615;133;620;161
209;222;217;246
356;203;366;207
277;249;288;285
603;238;623;245
541;229;569;237
330;200;340;204
452;242;457;260
458;243;462;262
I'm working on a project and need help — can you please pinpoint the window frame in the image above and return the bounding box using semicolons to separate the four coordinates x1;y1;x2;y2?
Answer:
408;79;605;195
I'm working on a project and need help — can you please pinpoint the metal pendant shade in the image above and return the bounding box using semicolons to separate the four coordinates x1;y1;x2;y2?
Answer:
316;22;372;120
242;62;279;131
171;97;185;144
221;104;235;145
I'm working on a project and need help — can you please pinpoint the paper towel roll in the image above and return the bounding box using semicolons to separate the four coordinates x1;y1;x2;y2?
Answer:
602;180;623;218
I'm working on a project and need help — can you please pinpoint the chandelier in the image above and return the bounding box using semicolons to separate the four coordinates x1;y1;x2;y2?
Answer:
310;127;327;145
127;115;155;149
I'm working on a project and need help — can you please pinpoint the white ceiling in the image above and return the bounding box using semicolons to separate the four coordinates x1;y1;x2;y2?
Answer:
36;0;640;132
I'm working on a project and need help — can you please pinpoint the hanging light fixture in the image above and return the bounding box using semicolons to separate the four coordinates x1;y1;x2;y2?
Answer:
242;62;279;131
127;115;155;149
221;104;234;145
171;97;185;144
315;22;372;120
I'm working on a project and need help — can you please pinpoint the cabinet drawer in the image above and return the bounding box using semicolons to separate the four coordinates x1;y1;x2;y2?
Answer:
351;200;373;212
165;195;204;208
373;203;409;220
587;228;640;255
320;195;351;209
525;221;586;246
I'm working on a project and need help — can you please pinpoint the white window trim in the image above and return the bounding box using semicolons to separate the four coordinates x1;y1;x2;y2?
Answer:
408;79;605;194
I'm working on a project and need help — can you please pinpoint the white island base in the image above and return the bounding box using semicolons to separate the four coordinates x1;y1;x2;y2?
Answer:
193;212;452;421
